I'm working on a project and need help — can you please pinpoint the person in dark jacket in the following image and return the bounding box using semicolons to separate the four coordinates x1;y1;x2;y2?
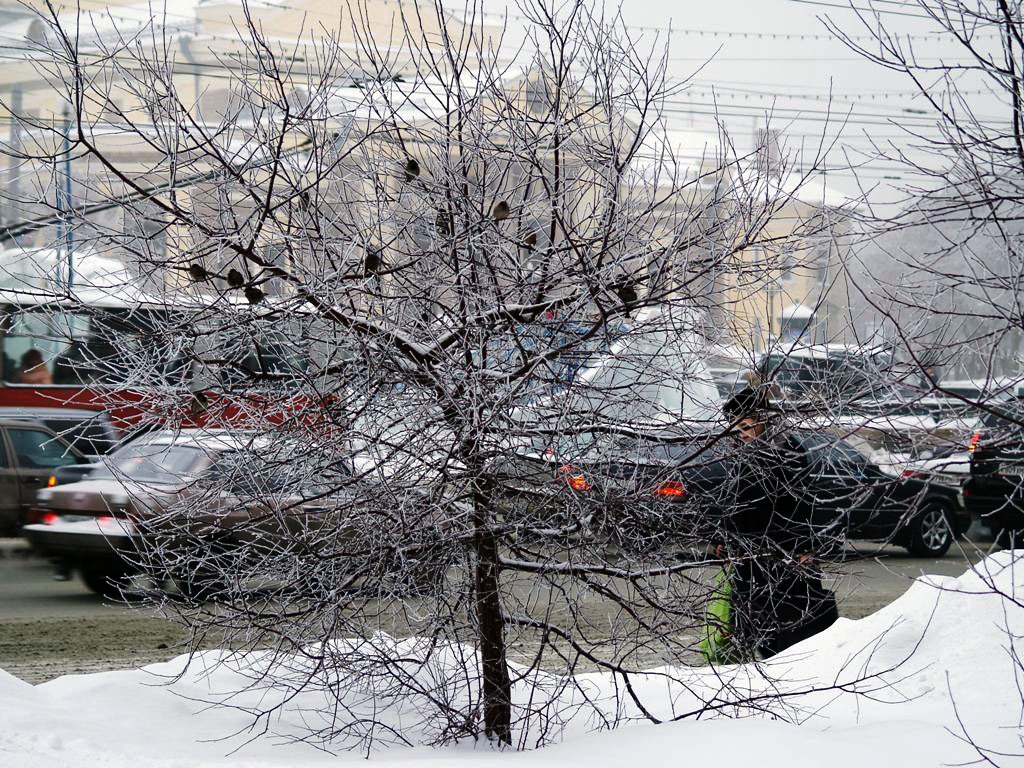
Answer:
722;386;839;659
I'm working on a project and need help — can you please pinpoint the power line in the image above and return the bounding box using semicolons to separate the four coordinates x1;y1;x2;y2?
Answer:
783;0;939;20
0;38;1004;126
469;3;988;42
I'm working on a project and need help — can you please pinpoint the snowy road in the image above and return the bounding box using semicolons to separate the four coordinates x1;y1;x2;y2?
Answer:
0;540;994;684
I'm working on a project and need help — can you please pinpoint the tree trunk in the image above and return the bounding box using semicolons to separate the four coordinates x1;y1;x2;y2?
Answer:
473;503;512;744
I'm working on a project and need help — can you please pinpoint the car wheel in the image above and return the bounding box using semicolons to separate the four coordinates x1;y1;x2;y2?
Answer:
80;566;132;599
906;504;953;557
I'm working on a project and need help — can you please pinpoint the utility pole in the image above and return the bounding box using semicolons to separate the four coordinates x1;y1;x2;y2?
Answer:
63;105;73;290
6;86;22;232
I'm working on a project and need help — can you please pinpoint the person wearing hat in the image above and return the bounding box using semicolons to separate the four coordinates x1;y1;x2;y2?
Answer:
720;385;839;659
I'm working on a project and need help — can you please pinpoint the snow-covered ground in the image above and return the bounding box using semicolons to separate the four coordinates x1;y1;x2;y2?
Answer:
2;553;1022;767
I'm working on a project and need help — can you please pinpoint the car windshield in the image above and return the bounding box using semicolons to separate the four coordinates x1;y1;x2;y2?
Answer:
795;431;867;467
93;443;206;483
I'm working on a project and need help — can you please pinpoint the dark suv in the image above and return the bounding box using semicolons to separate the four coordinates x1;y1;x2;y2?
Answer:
962;400;1024;544
0;417;90;534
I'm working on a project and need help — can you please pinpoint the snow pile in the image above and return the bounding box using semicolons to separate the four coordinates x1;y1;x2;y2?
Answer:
0;553;1021;767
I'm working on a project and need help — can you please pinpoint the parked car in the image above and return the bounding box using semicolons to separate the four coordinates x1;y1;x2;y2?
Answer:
795;431;968;556
24;425;451;599
0;407;122;492
839;424;972;487
755;344;911;409
0;417;90;534
508;427;969;558
962;400;1024;544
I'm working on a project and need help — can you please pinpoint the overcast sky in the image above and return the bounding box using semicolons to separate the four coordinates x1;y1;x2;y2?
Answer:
602;0;1002;205
136;0;1003;205
475;0;998;204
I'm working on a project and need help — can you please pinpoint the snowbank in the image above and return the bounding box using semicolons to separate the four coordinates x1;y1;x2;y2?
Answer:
1;553;1021;767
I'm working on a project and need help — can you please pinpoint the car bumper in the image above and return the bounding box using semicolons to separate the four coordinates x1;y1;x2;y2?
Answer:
963;476;1024;529
22;518;139;565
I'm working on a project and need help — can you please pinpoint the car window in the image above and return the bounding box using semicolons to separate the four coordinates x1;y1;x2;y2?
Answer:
212;450;348;497
6;428;79;469
760;354;913;401
41;417;116;456
212;451;291;495
570;327;720;423
93;443;206;483
0;432;9;469
795;432;866;474
828;439;870;471
793;432;831;468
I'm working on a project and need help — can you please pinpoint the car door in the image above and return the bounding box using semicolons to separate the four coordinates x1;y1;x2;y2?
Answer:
800;433;854;509
801;434;878;539
829;441;897;539
0;429;20;533
6;425;84;516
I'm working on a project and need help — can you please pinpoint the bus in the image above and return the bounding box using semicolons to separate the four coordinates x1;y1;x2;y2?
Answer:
0;248;320;436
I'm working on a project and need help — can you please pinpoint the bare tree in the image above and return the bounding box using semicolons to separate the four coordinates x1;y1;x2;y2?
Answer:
823;1;1024;395
823;2;1024;763
0;0;922;753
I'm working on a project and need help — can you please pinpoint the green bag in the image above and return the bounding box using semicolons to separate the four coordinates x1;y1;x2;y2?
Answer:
699;567;741;665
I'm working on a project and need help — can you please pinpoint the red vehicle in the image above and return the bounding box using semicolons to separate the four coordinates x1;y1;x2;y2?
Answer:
0;279;320;436
0;281;182;432
0;249;327;436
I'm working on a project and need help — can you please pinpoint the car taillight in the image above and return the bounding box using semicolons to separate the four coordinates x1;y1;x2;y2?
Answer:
40;511;60;525
25;508;56;525
653;480;685;497
901;470;926;480
558;465;591;492
566;474;591;492
968;431;982;453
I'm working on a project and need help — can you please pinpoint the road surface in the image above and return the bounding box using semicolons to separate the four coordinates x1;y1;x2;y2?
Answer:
0;538;998;683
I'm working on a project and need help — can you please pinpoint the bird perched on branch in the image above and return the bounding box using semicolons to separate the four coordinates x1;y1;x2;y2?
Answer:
187;264;209;282
364;247;383;275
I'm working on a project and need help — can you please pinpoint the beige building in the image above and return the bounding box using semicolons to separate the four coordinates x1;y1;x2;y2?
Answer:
634;126;856;355
726;174;856;354
0;0;500;283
